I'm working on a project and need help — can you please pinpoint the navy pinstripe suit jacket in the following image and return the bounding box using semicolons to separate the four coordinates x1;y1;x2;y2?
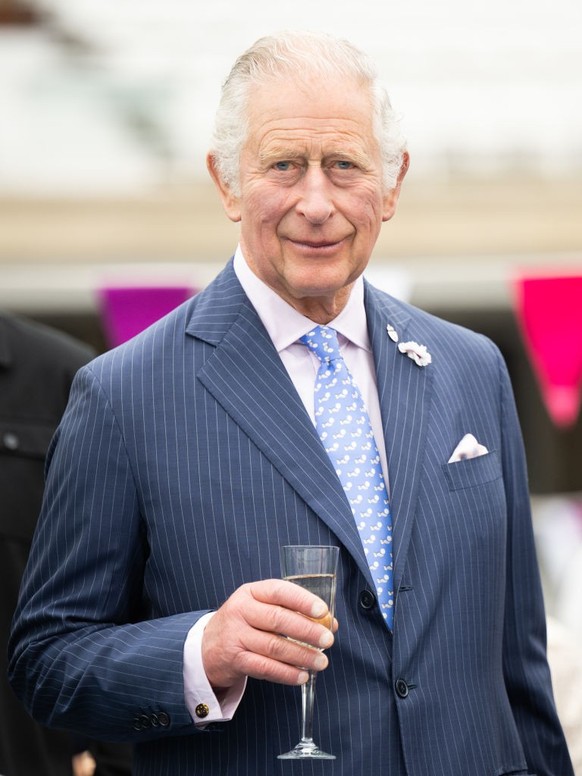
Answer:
9;260;573;776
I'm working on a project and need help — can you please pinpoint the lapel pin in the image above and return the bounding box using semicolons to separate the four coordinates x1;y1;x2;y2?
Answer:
386;324;399;343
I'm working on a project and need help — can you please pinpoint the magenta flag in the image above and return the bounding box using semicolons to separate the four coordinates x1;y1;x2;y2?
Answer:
98;285;195;348
513;274;582;428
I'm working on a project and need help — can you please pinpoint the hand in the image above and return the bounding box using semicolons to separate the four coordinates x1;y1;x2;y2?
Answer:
201;579;337;690
72;751;97;776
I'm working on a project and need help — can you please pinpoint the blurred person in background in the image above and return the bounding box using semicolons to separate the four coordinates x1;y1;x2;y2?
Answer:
8;31;574;775
0;313;132;776
547;617;582;774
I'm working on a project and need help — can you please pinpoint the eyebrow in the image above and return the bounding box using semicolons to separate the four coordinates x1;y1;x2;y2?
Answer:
259;146;373;168
258;147;305;163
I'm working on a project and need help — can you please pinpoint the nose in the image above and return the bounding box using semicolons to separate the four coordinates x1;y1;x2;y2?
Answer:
295;165;335;224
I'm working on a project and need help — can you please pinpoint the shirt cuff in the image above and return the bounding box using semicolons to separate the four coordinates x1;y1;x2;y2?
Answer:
183;611;247;726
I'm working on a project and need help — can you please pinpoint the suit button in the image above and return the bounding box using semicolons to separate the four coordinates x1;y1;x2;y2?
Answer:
157;712;170;727
359;590;376;610
2;432;19;450
395;678;409;698
195;703;210;719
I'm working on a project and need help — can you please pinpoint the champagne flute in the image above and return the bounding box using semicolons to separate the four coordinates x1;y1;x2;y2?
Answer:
278;544;339;760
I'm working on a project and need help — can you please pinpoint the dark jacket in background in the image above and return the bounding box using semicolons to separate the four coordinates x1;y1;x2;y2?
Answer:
0;314;131;776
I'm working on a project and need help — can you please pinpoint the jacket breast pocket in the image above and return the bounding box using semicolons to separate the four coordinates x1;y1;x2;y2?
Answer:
442;450;502;491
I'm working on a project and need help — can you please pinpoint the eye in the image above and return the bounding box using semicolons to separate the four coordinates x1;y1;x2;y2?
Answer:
334;160;355;170
273;161;293;171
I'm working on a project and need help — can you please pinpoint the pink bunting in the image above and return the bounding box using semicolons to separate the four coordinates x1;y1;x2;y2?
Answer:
513;274;582;428
98;285;194;347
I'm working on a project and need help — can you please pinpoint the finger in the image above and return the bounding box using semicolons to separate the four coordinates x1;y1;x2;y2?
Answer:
242;600;333;650
241;633;329;681
237;650;311;685
248;579;329;620
240;628;330;672
282;611;334;649
243;580;333;646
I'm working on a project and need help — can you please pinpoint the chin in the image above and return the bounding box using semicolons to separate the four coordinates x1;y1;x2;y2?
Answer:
288;279;348;299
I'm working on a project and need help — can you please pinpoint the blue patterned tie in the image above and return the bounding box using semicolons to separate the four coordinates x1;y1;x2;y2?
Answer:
300;325;394;630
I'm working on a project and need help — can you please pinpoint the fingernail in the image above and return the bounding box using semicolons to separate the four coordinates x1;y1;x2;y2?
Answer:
319;631;333;649
297;670;309;684
311;601;327;618
314;654;328;671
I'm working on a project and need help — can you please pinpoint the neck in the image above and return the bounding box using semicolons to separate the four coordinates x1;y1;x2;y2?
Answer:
287;286;353;325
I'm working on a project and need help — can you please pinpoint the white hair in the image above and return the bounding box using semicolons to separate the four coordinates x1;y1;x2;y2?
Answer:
210;30;407;196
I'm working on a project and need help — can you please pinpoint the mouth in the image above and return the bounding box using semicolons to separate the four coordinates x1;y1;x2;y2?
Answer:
285;237;346;253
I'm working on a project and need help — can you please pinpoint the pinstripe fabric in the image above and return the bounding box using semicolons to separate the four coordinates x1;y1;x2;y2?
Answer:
9;260;573;775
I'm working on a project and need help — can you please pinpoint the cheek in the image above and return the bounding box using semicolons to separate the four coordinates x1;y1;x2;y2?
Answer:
243;183;291;225
351;210;383;247
343;188;385;229
240;201;282;251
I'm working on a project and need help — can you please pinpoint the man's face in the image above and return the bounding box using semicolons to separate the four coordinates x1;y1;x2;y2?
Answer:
209;74;407;322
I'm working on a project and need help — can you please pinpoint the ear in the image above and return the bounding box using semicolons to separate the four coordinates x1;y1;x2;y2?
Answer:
382;151;409;222
207;153;242;223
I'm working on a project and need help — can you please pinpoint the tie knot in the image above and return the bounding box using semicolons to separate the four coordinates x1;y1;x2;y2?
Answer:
300;326;341;365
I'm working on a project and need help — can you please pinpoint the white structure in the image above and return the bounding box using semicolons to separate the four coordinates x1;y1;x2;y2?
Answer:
0;0;581;194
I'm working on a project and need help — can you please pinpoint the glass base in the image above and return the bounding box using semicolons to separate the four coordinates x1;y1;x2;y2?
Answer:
278;740;336;760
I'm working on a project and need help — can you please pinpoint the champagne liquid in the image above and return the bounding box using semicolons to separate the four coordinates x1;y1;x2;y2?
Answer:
285;573;336;630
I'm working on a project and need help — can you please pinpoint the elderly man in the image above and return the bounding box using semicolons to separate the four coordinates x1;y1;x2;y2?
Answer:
9;31;573;776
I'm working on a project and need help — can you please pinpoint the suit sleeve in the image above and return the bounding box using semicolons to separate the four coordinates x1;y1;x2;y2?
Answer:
8;366;208;742
496;348;574;775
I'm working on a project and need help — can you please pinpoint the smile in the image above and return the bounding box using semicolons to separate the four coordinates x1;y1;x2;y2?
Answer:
286;237;346;253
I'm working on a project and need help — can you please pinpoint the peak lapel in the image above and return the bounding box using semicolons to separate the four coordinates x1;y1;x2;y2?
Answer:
186;266;374;574
365;283;433;591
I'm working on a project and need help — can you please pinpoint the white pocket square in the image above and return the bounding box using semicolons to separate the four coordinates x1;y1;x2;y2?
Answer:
448;433;489;463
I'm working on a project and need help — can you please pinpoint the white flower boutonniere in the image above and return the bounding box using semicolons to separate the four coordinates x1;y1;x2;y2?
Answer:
397;340;432;367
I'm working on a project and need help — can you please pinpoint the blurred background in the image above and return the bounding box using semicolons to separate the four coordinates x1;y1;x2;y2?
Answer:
1;0;581;682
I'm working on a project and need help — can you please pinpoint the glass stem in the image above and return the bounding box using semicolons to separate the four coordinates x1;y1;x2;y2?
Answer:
300;670;317;744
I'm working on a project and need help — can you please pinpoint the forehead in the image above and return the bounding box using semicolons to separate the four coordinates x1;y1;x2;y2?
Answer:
244;75;378;156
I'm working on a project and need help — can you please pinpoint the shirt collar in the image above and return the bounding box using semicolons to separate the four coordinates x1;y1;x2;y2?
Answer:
233;246;371;353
